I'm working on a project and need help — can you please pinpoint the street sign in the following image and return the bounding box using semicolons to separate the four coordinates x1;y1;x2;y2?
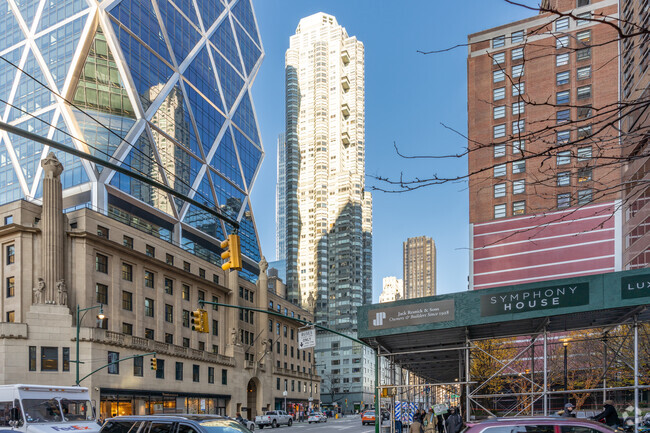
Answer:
298;328;316;349
433;403;448;415
283;391;288;396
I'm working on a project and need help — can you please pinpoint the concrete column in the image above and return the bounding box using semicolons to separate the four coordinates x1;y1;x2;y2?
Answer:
226;268;240;357
256;256;268;344
40;153;65;306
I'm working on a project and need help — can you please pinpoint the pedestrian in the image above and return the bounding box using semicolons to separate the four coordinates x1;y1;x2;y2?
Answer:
411;415;424;433
593;400;619;427
423;408;438;433
559;403;576;417
437;414;444;433
445;407;463;433
96;415;104;426
235;412;245;426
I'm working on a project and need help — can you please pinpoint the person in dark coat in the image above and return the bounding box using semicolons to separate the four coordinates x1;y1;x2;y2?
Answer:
593;400;619;426
560;403;576;417
445;407;463;433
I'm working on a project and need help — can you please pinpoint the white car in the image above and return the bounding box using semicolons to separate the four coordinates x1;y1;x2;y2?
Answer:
308;412;327;423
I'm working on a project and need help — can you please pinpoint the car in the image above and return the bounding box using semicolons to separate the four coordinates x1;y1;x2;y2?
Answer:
462;417;618;433
100;414;252;433
308;412;327;424
362;410;376;426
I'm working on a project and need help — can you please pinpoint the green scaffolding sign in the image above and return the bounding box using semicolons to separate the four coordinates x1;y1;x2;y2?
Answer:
480;283;590;317
621;274;650;299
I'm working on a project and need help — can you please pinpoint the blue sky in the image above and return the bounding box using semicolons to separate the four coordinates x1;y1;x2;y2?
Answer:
249;0;534;302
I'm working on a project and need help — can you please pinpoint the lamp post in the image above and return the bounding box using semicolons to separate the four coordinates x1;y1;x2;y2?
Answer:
563;339;569;405
76;304;106;386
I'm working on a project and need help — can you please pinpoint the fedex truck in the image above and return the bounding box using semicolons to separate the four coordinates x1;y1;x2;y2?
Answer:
0;385;99;433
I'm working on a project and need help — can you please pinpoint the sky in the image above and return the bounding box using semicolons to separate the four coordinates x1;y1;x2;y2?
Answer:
249;0;535;302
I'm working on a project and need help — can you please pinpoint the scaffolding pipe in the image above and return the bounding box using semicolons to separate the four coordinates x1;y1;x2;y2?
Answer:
543;328;548;416
466;342;471;422
634;318;639;433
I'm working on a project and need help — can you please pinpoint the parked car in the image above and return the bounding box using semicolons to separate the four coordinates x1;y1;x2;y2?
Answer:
307;412;327;424
362;410;376;426
100;415;251;433
255;410;293;429
463;417;618;433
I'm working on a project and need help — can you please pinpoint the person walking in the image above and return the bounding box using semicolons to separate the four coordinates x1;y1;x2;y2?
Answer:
560;403;576;417
445;407;463;433
411;412;424;433
423;408;438;433
594;400;619;427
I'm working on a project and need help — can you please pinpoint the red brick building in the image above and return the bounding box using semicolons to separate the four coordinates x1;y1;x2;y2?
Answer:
467;0;622;289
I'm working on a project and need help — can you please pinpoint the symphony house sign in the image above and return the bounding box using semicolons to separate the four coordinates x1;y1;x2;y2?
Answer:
480;283;590;317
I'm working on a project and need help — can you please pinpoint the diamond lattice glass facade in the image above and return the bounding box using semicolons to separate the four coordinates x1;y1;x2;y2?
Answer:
0;0;264;280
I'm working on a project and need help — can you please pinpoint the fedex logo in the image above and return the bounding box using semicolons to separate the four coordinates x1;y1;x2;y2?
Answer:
51;426;91;431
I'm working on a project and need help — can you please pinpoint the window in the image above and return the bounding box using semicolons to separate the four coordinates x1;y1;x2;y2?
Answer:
558;193;571;209
512;64;524;78
123;236;133;249
556;53;569;66
164;278;173;295
555;17;570;31
183;338;190;348
198;290;205;303
557;71;570;85
199;268;205;279
208;367;214;384
145;298;154;317
492;35;505;48
577;85;591;99
494;183;506;198
494;124;506;138
557;109;570;124
494;204;507;219
577;104;592;119
511;30;524;43
142;244;153;257
6;311;14;322
577;0;590;6
95;253;108;273
212;296;219;311
512;82;524;96
121;263;133;281
513;101;525;115
183;261;191;272
213;274;219;284
494;143;506;157
576;12;591;26
182;284;190;301
222;369;227;385
176;362;184;381
165;304;173;323
4;215;12;224
578;125;592;139
142;272;154;290
557;151;571;165
276;378;280;390
97;226;109;238
557;130;571;145
577;65;591;80
494;164;507;177
122;322;133;335
578;167;592;182
577;47;591;60
513;140;525;154
29;346;36;371
513;179;525;194
557;171;571;186
513;120;525;134
556;35;569;49
155;359;164;379
493;52;505;64
512;160;526;174
108;352;119;375
511;47;524;60
578;147;592;160
144;328;154;339
513;201;526;215
133;356;143;376
122;291;133;311
577;30;591;45
41;347;58;371
493;70;505;82
166;253;173;265
96;283;108;304
578;189;593;205
494;106;506;119
493;87;505;101
6;276;14;297
212;320;218;336
557;90;570;105
182;310;190;327
193;365;200;382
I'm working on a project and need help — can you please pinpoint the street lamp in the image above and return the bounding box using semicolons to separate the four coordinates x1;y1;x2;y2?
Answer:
562;339;570;405
76;304;106;386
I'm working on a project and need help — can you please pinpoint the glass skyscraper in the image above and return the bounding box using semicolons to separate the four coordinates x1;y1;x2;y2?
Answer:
0;0;264;280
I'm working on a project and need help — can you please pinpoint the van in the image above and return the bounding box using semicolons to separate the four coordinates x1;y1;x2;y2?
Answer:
100;415;251;433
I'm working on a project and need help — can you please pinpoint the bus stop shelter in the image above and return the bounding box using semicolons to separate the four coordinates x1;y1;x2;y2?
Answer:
358;269;650;423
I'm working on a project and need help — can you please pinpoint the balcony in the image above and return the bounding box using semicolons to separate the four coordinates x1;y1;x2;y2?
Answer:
342;131;350;145
341;50;350;65
341;76;350;92
341;103;350;118
245;360;255;369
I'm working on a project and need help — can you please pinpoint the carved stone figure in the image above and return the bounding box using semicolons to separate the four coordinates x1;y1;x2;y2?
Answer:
230;327;238;345
259;256;268;273
307;292;316;312
56;280;68;306
33;278;45;304
259;339;268;359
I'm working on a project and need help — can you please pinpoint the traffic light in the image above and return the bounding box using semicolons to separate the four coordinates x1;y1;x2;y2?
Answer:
220;234;242;271
150;357;157;370
191;309;208;333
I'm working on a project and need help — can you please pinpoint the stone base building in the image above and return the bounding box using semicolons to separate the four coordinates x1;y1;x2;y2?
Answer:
0;154;317;420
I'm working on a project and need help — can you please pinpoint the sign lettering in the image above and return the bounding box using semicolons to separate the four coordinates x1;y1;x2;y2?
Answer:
480;283;589;316
621;274;650;299
367;299;454;330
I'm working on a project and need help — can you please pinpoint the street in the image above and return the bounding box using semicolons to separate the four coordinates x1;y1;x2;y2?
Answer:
256;416;377;432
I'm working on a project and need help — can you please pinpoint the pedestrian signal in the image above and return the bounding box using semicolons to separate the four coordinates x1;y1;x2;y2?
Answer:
220;234;242;271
